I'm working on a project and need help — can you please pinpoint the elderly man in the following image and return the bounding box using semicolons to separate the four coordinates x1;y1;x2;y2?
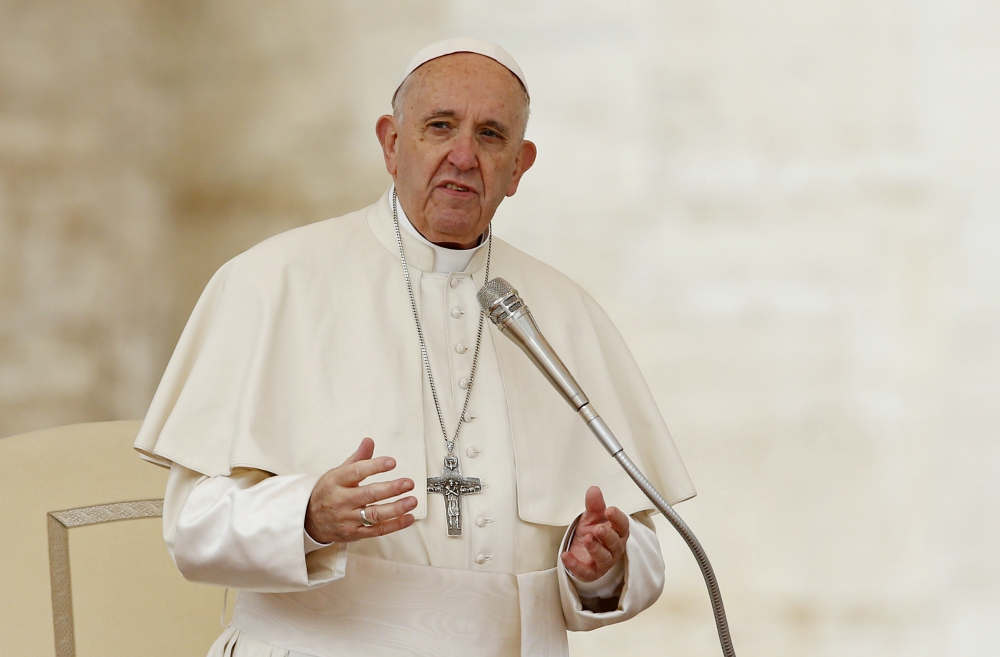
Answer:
135;38;694;656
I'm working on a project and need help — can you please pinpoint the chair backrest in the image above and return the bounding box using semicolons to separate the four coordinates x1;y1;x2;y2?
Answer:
0;421;225;656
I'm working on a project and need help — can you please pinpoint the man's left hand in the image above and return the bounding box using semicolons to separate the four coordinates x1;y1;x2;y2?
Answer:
561;486;629;582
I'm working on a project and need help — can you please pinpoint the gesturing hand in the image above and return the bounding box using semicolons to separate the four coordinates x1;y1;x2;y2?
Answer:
305;437;417;544
561;486;630;582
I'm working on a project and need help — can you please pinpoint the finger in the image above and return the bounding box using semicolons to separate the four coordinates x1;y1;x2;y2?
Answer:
561;550;597;582
592;523;625;559
339;437;375;467
360;495;417;524
581;486;607;524
335;455;398;486
561;551;583;575
584;533;615;567
357;512;415;538
353;477;415;506
606;506;630;539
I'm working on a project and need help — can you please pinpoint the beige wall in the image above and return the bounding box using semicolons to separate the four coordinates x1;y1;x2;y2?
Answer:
2;1;997;655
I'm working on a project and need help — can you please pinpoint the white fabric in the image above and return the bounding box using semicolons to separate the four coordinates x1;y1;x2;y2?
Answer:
166;466;663;657
163;466;346;592
140;188;694;653
392;187;625;595
233;552;526;656
396;37;528;98
134;189;696;526
302;530;329;555
165;462;622;594
165;191;626;599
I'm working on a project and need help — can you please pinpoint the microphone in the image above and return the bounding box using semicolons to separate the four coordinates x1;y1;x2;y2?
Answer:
476;277;623;456
477;277;736;657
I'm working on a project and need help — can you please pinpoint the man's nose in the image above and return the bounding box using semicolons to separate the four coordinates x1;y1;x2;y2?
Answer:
446;130;478;171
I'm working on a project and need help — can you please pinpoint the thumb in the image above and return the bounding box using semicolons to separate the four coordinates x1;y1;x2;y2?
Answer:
581;486;607;523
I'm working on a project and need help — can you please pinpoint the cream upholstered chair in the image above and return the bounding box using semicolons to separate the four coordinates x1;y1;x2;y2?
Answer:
0;421;226;656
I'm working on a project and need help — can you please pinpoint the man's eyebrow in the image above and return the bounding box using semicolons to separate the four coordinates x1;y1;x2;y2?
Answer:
421;110;510;137
423;110;458;122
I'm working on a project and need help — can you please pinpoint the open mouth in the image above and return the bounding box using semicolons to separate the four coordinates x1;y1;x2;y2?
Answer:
442;182;474;193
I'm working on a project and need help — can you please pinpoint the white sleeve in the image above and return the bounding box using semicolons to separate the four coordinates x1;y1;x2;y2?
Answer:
557;513;665;631
162;463;347;592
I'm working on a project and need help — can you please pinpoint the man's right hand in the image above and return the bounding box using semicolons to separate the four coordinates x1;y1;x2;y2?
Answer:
304;437;417;544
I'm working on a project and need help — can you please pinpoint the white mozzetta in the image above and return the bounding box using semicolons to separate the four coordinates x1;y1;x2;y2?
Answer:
140;188;694;655
135;189;694;522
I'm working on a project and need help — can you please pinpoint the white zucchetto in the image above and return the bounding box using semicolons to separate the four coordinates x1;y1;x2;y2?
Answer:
395;37;529;100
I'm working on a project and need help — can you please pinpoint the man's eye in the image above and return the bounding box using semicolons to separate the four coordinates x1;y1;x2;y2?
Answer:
481;130;504;140
429;121;452;130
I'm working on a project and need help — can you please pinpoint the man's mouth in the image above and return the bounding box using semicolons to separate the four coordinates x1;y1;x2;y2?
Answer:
443;182;473;193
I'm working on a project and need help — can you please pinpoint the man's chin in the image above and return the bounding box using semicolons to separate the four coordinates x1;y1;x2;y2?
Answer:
424;212;487;248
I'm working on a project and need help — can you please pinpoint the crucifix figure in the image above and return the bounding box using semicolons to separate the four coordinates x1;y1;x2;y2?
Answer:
427;454;482;536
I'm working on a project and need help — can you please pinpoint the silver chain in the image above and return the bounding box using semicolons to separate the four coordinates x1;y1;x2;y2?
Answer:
392;189;491;455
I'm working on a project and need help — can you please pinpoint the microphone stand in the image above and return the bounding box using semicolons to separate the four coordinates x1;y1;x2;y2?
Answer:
478;279;736;657
588;409;736;657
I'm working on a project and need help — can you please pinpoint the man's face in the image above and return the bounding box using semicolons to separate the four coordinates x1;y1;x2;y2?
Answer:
376;53;536;248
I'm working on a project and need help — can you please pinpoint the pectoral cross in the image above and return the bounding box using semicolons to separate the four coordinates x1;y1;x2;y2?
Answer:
427;454;482;536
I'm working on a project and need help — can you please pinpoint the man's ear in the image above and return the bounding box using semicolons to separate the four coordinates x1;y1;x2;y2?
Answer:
375;115;399;176
506;139;537;197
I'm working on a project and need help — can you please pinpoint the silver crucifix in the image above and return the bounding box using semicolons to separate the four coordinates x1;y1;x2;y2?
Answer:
427;454;482;536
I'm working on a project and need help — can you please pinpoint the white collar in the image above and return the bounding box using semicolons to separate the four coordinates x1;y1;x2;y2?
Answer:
392;186;490;274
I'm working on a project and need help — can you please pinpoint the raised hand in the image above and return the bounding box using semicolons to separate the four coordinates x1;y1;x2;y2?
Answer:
561;486;630;582
304;437;417;544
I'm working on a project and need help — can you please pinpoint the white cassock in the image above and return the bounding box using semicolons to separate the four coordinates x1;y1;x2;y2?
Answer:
135;188;696;657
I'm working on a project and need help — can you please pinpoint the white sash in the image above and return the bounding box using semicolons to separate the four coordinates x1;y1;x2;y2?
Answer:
228;554;568;657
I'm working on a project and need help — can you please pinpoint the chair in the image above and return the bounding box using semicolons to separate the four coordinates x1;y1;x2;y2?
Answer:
0;421;226;656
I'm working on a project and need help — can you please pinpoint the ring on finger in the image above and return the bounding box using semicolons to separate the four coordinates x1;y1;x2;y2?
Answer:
360;507;376;527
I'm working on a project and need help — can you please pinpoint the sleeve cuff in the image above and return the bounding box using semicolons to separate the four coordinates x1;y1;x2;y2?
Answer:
303;528;334;555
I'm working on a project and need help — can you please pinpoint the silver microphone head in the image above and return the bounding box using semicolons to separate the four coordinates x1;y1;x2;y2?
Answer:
477;278;527;326
477;276;591;411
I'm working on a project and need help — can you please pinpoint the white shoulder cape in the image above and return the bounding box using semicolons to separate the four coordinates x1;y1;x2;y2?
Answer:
135;190;695;526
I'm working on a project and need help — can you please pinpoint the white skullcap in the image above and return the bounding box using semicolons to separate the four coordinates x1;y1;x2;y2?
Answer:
395;37;529;101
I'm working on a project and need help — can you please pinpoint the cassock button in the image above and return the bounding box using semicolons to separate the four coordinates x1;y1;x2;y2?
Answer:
455;343;468;354
450;278;462;288
475;554;487;565
476;517;486;528
464;413;478;422
451;308;464;319
459;377;470;389
466;447;478;458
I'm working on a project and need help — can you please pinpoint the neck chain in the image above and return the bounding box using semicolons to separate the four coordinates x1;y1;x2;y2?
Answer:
393;190;491;536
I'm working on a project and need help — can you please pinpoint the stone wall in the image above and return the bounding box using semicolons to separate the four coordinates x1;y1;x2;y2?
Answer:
2;1;997;655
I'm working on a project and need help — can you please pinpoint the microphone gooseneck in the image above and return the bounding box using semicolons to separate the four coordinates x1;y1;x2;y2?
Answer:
477;277;737;657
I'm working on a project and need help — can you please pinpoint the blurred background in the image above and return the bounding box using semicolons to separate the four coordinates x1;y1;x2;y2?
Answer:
2;1;998;655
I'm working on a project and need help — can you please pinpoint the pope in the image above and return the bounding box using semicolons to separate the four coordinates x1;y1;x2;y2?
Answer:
136;38;695;657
